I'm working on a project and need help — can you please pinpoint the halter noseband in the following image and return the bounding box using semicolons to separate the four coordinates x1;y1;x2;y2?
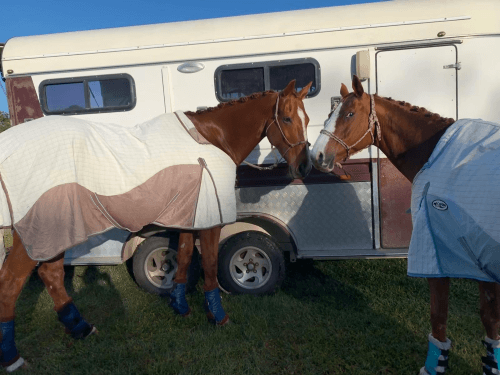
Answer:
243;94;308;171
320;94;381;161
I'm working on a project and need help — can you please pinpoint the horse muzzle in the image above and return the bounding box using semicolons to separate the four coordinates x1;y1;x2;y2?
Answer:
289;157;312;180
311;149;336;173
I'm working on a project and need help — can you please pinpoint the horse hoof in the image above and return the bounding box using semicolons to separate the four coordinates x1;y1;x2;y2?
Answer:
206;313;230;326
173;307;191;318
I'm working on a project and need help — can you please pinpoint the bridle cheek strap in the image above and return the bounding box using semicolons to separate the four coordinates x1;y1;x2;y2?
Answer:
243;95;308;171
320;94;381;161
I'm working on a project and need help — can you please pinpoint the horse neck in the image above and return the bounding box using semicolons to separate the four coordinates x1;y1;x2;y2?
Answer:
374;96;454;182
184;93;278;165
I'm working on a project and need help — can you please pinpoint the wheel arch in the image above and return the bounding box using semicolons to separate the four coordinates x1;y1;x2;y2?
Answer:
221;214;298;261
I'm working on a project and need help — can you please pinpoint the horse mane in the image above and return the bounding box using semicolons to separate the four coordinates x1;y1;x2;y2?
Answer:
380;95;455;126
186;90;278;115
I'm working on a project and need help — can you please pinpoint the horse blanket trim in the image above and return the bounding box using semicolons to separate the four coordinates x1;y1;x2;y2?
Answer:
0;112;237;261
409;118;500;283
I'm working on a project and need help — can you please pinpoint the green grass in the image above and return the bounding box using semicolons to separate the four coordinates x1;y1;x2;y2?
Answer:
12;259;487;374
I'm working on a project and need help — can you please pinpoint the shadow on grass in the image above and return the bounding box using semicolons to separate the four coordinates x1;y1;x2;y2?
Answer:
277;259;483;374
19;265;126;337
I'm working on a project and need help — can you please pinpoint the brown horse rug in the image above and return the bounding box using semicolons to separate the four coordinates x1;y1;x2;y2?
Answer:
0;113;236;261
409;118;500;282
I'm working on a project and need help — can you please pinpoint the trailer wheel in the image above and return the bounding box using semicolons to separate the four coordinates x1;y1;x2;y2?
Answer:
218;231;285;295
132;236;200;296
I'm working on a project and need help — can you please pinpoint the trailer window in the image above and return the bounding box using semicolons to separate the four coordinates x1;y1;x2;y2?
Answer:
215;58;320;102
220;68;264;100
40;74;135;115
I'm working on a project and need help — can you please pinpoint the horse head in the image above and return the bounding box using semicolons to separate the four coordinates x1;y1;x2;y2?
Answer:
311;75;376;173
267;80;313;180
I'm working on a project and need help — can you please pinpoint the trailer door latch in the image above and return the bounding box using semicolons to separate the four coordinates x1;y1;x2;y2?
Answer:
443;62;461;70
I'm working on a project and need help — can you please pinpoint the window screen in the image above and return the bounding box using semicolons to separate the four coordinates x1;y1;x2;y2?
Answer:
215;59;320;102
220;68;264;100
40;74;135;115
269;63;317;94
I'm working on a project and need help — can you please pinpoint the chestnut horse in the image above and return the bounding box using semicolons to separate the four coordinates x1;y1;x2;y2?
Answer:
311;75;500;375
0;80;312;372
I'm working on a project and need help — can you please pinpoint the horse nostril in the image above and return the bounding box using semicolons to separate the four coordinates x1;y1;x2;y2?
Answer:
317;152;324;165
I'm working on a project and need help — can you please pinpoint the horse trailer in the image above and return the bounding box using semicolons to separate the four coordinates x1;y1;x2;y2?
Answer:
1;0;499;295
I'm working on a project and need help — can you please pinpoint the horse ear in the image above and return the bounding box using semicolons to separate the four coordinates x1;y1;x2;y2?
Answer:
297;81;312;100
352;75;364;97
281;80;296;96
340;83;349;98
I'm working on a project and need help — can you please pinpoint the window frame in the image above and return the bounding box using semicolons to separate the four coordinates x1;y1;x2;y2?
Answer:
39;73;136;115
214;58;321;102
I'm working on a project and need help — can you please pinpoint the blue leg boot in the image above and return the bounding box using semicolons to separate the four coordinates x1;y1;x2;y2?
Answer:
169;283;191;317
204;288;229;326
420;334;451;374
57;302;96;340
482;336;500;375
0;320;25;373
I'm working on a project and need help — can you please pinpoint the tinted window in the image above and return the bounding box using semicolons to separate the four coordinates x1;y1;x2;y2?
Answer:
41;74;135;115
215;59;320;102
45;82;86;112
269;63;317;94
220;68;264;100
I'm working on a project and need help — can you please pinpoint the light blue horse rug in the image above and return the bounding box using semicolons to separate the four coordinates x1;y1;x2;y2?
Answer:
409;118;500;282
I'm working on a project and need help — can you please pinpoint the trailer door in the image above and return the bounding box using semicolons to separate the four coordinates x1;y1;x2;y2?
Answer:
376;44;458;248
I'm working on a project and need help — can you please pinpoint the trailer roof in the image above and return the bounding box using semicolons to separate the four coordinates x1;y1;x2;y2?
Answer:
2;0;499;77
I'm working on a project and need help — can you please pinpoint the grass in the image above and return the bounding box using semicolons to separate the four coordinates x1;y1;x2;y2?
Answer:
12;258;487;374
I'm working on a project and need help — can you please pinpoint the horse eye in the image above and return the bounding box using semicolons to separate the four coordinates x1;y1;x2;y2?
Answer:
346;112;354;118
282;117;292;123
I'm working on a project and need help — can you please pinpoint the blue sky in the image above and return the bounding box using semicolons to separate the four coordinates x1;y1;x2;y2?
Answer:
0;0;384;114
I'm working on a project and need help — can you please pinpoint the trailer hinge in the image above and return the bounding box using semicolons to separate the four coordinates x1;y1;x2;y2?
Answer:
443;62;461;70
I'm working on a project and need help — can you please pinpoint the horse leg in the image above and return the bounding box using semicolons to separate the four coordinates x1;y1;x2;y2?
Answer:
37;256;96;340
200;227;229;326
0;231;37;372
169;232;194;317
420;278;451;375
479;281;500;374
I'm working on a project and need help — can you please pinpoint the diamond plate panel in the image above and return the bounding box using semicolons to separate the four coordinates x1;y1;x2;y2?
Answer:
236;182;373;252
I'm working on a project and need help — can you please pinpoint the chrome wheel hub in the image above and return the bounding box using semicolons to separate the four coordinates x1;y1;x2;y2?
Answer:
230;246;272;290
144;247;178;290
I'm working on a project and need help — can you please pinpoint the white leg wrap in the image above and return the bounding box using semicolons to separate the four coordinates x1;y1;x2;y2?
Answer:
5;357;24;373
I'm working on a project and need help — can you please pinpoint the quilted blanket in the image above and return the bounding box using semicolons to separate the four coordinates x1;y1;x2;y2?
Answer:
408;119;500;282
0;112;236;261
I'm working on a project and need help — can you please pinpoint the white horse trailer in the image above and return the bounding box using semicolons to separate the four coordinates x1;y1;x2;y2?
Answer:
1;0;500;294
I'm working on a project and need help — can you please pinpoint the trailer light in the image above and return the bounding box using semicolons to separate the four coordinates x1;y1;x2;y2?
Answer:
177;62;205;73
437;31;446;37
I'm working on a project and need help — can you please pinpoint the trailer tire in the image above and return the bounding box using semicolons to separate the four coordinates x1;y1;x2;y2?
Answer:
218;231;285;295
132;236;200;296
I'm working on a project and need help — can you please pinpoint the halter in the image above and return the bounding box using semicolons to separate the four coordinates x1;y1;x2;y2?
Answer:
243;95;309;171
320;94;381;161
